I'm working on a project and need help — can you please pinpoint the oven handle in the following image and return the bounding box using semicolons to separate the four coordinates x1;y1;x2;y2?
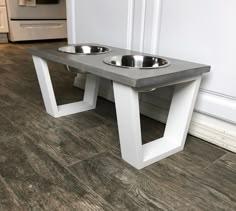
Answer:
36;0;59;4
20;23;64;29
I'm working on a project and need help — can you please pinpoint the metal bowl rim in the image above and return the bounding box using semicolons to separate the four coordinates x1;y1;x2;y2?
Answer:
103;55;171;69
58;45;112;55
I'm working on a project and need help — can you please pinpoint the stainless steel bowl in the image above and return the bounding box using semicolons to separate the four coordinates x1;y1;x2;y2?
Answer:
58;45;111;55
103;55;170;69
59;45;111;74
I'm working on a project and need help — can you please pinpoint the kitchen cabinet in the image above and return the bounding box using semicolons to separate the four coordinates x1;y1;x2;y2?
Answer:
0;0;9;33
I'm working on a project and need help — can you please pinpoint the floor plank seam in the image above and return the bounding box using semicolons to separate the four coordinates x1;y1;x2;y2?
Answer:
66;150;109;168
203;153;228;170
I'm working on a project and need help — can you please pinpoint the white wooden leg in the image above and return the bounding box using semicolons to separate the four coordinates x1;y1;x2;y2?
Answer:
142;77;202;167
113;76;202;169
113;82;143;169
32;56;100;118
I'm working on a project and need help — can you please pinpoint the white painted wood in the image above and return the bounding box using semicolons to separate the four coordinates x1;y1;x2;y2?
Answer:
126;0;134;50
113;76;202;169
75;77;115;103
164;77;202;145
190;113;236;153
195;91;236;123
66;0;76;44
143;0;162;54
66;0;82;86
32;56;58;117
142;138;181;166
32;56;100;118
83;74;100;107
113;82;143;169
130;0;146;51
0;6;8;33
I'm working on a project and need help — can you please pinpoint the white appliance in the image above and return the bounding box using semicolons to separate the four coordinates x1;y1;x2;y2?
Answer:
6;0;67;41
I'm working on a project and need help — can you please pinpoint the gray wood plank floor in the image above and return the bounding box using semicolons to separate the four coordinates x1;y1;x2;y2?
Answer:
0;41;235;211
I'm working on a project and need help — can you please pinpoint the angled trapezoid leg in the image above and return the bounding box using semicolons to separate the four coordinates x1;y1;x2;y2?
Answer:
32;56;100;118
113;82;143;169
113;77;202;169
142;77;202;167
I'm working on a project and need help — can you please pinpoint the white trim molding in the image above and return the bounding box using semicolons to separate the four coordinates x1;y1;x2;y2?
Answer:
130;0;147;51
126;0;134;49
66;0;76;44
143;0;163;54
129;0;163;53
196;90;236;124
190;112;236;153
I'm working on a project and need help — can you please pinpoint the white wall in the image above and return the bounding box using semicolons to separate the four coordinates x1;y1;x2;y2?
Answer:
66;0;236;152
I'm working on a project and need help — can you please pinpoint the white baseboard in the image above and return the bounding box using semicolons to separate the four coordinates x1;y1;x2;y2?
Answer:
74;76;236;153
190;113;236;153
196;90;236;124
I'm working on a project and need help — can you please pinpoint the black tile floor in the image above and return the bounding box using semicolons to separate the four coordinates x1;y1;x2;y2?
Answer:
0;41;235;210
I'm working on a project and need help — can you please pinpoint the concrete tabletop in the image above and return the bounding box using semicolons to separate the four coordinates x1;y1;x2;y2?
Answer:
28;44;210;89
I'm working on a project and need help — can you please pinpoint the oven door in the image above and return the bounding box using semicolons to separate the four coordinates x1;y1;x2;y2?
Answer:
6;0;66;20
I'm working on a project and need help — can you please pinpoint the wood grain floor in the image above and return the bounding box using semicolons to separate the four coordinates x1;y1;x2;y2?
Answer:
0;41;235;211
